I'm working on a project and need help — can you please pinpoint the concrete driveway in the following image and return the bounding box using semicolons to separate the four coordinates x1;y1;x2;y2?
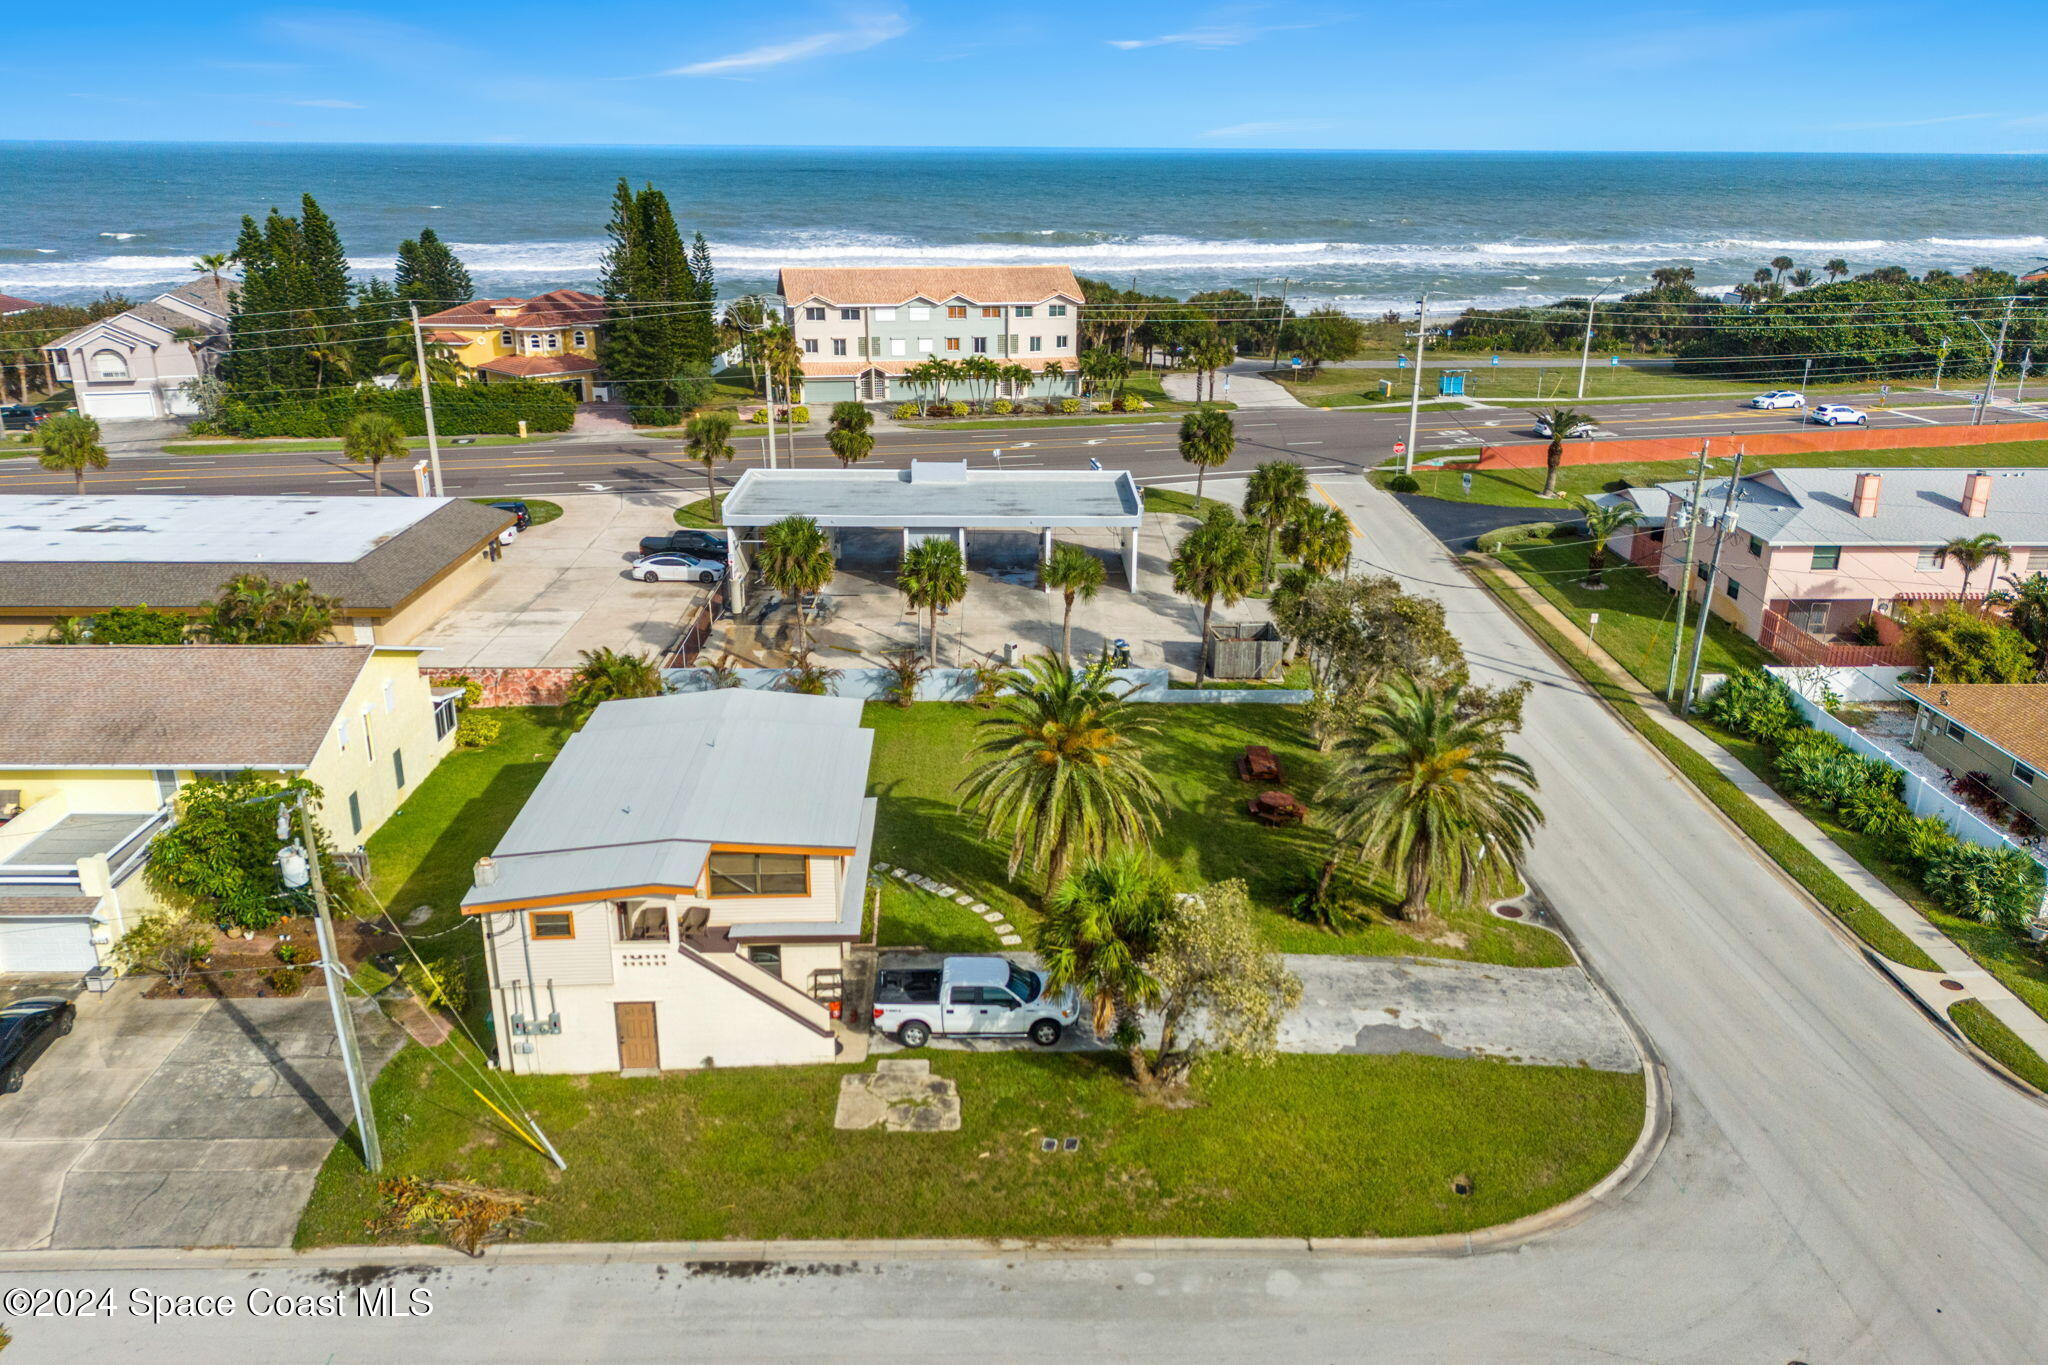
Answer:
416;492;713;666
0;982;403;1250
869;951;1639;1071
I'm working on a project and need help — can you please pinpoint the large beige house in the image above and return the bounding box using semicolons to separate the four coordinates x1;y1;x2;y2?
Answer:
42;278;235;423
0;645;461;973
462;689;875;1075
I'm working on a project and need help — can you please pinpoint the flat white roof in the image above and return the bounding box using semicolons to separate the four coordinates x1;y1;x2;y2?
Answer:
0;496;458;564
721;463;1144;530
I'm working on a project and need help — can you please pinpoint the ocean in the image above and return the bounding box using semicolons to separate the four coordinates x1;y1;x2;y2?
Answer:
3;143;2045;313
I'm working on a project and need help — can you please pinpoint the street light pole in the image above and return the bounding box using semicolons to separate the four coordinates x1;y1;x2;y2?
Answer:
282;795;382;1172
1681;450;1745;715
1575;285;1613;400
1665;444;1712;703
407;303;445;497
1269;277;1291;369
1404;291;1429;476
1975;296;2016;426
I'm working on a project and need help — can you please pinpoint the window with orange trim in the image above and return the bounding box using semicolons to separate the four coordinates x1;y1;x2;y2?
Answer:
529;910;575;940
708;852;808;896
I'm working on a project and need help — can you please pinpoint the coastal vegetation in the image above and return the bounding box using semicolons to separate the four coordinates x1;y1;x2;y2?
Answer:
597;178;720;424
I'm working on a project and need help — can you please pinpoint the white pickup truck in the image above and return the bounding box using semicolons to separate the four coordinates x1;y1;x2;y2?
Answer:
871;956;1080;1048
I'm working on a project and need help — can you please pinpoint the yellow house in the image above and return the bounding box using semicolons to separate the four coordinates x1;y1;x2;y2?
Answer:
0;645;461;973
416;289;608;402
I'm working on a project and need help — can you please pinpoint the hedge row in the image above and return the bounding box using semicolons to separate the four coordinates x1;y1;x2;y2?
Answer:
219;381;577;438
1703;670;2045;930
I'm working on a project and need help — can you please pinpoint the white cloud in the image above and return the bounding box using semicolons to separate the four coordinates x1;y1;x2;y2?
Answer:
668;12;909;76
1109;21;1311;50
1202;119;1330;139
291;98;363;108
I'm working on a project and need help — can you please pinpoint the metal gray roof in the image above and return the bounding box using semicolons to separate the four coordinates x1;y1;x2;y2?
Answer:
1654;467;2048;548
463;690;873;912
729;798;876;941
721;462;1144;529
1;814;157;867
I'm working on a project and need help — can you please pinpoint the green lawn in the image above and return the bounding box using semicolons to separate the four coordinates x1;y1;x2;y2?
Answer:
296;1046;1642;1246
1379;439;2048;510
469;496;561;526
862;702;1572;965
1950;1001;2048;1091
674;496;722;528
1275;360;1912;407
1141;486;1235;518
1489;539;1773;697
163;435;547;455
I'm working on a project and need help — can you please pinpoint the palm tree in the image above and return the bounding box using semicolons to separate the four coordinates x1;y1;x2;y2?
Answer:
1571;495;1644;587
1039;542;1106;667
898;536;967;663
1033;851;1175;1081
1243;461;1311;583
1824;258;1850;282
1279;502;1351;577
379;321;466;388
1531;407;1593;498
959;354;1000;406
1169;504;1261;684
1769;255;1795;282
1177;406;1235;503
1316;674;1543;920
1787;267;1815;289
1941;532;2013;599
1040;359;1068;402
826;400;875;467
191;253;232;289
564;647;666;723
955;653;1161;890
36;413;107;492
757;515;835;654
1753;267;1775;287
683;410;737;511
1990;572;2048;675
341;411;406;496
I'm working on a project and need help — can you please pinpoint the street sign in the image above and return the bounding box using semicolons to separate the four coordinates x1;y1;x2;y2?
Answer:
1490;354;1500;366
1461;472;1473;492
1609;355;1619;366
1396;355;1407;368
1393;440;1407;457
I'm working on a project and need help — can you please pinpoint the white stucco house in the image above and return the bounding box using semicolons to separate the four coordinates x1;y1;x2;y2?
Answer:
462;689;875;1075
41;277;235;423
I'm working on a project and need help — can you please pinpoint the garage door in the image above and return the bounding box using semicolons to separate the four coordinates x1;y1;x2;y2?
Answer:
84;389;157;421
0;918;97;973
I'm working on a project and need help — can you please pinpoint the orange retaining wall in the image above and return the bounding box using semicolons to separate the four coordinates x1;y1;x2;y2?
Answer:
1474;420;2048;470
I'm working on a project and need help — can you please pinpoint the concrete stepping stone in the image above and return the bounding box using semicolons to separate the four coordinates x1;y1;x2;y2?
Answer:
998;933;1023;946
979;909;1003;922
991;922;1015;935
955;894;974;905
970;902;988;913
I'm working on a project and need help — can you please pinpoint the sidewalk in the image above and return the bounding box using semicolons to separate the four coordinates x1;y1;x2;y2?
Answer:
1161;362;1304;409
1478;561;2048;1064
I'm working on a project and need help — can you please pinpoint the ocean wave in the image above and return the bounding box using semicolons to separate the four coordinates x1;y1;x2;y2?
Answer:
1926;235;2048;249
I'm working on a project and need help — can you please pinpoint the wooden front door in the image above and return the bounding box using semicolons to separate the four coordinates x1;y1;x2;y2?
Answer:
614;1002;659;1071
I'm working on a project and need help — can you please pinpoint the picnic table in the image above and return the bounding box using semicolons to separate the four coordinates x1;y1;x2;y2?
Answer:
1237;745;1286;784
1247;790;1306;826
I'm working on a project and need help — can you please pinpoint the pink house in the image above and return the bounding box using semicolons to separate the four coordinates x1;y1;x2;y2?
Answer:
1643;466;2048;644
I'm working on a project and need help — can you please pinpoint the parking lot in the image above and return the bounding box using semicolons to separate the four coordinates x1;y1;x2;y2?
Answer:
415;492;713;667
0;981;403;1249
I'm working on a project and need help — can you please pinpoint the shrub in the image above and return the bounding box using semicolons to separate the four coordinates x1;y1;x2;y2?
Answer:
1385;473;1420;494
1059;398;1082;414
401;954;470;1015
274;941;304;966
967;659;1009;708
788;405;810;425
1701;669;1804;745
992;399;1014;415
781;650;840;696
442;674;483;710
112;908;213;990
892;402;919;420
1900;604;2036;684
265;967;307;997
1920;841;2047;930
949;401;970;418
881;647;928;708
1474;521;1570;553
220;380;573;438
456;712;502;749
748;408;770;424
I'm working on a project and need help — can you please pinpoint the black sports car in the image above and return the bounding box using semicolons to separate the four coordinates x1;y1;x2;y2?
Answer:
0;997;76;1094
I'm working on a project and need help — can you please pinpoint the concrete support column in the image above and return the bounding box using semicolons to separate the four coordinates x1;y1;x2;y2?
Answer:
727;537;749;615
1040;526;1053;592
1122;526;1141;593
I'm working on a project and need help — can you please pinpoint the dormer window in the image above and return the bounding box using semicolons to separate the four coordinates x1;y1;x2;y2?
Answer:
91;349;130;380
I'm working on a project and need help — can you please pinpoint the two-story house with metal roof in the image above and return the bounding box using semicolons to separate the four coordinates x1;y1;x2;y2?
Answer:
462;689;875;1074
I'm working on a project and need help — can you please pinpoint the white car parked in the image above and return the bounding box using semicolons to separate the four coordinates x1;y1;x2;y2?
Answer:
1749;390;1806;409
631;552;726;584
1808;404;1870;427
1532;414;1597;439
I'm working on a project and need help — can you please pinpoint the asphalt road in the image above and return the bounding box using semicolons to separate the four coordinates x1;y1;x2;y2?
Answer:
2;387;2038;503
6;473;2047;1362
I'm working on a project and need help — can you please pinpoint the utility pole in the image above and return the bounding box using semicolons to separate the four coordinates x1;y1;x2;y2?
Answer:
1404;291;1429;476
2017;347;2034;407
283;796;382;1173
1664;444;1713;702
407;303;445;497
1975;296;2016;426
1934;336;1950;391
1681;450;1745;715
1801;356;1812;394
1575;289;1604;399
1269;278;1291;369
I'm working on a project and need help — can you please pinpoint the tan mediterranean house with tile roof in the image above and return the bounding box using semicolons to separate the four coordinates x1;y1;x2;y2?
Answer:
0;645;461;973
778;265;1083;406
416;289;609;401
1900;682;2048;831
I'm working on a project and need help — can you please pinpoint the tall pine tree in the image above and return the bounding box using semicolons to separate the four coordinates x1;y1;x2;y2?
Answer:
598;178;656;413
394;227;474;303
218;196;354;406
597;180;717;421
686;230;718;367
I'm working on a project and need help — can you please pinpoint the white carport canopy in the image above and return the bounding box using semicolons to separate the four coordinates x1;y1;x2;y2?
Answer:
719;461;1146;608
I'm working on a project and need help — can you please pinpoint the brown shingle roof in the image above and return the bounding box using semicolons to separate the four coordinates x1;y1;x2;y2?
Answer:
0;645;377;768
475;354;601;378
0;893;103;917
778;266;1083;308
417;289;606;331
0;294;46;315
0;500;511;615
1899;682;2048;769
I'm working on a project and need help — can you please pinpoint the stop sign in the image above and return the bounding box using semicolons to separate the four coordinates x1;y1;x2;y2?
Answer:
1393;440;1407;457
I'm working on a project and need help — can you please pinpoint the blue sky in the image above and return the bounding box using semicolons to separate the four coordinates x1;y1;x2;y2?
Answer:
14;1;2048;152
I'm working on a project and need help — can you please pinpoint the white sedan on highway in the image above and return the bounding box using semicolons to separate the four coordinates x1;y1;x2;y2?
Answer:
1532;414;1597;438
1749;390;1806;409
1807;403;1870;427
631;552;726;584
